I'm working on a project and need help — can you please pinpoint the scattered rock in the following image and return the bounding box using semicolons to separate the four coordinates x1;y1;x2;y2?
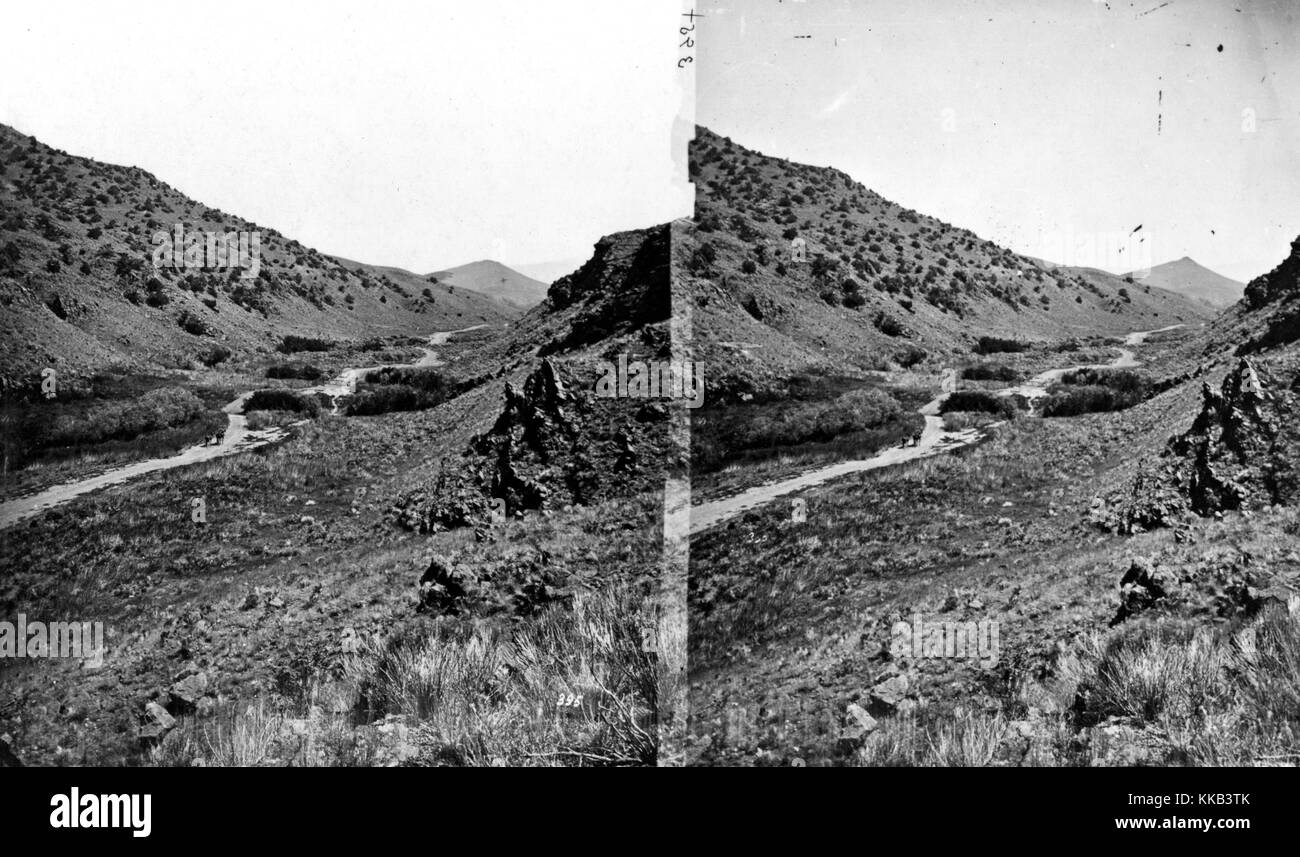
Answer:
1113;558;1176;625
418;554;473;614
139;701;176;743
169;672;210;711
868;674;910;713
0;735;22;767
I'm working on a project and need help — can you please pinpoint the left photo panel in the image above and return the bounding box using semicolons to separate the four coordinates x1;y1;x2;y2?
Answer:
0;0;693;767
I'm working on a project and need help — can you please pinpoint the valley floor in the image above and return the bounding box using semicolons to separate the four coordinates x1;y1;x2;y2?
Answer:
0;335;664;767
686;330;1300;766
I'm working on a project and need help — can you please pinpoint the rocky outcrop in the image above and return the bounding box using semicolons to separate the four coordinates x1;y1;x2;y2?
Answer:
1243;235;1300;310
392;356;678;533
1239;235;1300;354
1113;357;1300;531
542;226;670;355
472;358;577;512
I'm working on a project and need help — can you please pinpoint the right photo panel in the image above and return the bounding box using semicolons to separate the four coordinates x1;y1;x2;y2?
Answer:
685;0;1300;767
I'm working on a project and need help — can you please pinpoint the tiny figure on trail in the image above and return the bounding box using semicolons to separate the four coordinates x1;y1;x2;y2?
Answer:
910;430;923;447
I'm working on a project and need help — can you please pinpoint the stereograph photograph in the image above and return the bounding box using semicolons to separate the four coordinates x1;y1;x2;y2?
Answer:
1;0;1297;785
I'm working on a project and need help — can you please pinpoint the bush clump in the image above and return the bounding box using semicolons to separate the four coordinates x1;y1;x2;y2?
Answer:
894;346;927;368
974;336;1029;355
244;389;322;417
730;388;904;450
200;345;232;367
345;368;471;416
1041;368;1149;417
939;390;1016;419
961;363;1020;382
276;335;334;353
265;362;324;381
47;387;207;446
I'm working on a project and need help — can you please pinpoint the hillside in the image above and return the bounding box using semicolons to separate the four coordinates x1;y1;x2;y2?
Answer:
330;256;524;320
0;219;679;769
1125;256;1245;309
687;232;1300;768
683;127;1214;391
390;223;679;530
428;259;550;309
0;124;511;384
1107;234;1300;531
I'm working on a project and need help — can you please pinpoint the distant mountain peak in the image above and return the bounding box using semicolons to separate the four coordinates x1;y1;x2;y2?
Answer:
1125;257;1244;309
426;259;549;310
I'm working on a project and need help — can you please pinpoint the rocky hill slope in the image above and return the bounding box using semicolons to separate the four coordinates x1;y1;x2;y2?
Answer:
0;124;510;384
1106;235;1300;532
390;224;681;531
681;127;1214;392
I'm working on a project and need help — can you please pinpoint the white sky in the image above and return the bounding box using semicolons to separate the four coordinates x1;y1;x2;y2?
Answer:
0;0;694;274
700;0;1299;283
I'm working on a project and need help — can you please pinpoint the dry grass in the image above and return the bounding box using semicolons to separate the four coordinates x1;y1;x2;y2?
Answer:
1063;604;1300;766
853;707;1009;767
150;589;658;767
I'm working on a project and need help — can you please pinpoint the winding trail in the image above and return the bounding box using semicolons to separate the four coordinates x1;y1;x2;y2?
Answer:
0;325;484;531
689;324;1183;535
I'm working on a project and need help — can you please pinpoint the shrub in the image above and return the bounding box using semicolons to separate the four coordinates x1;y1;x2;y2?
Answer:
177;311;208;336
1041;368;1149;416
345;368;470;416
874;312;908;337
46;387;207;446
961;363;1020;382
245;389;322;417
1060;367;1145;393
200;345;232;367
894;346;926;368
939;390;1016;419
265;363;324;381
1041;385;1126;417
689;242;717;275
974;336;1029;355
277;335;334;353
721;387;906;454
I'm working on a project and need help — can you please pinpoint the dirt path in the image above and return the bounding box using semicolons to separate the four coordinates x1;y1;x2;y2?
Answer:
0;325;484;531
689;324;1183;535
